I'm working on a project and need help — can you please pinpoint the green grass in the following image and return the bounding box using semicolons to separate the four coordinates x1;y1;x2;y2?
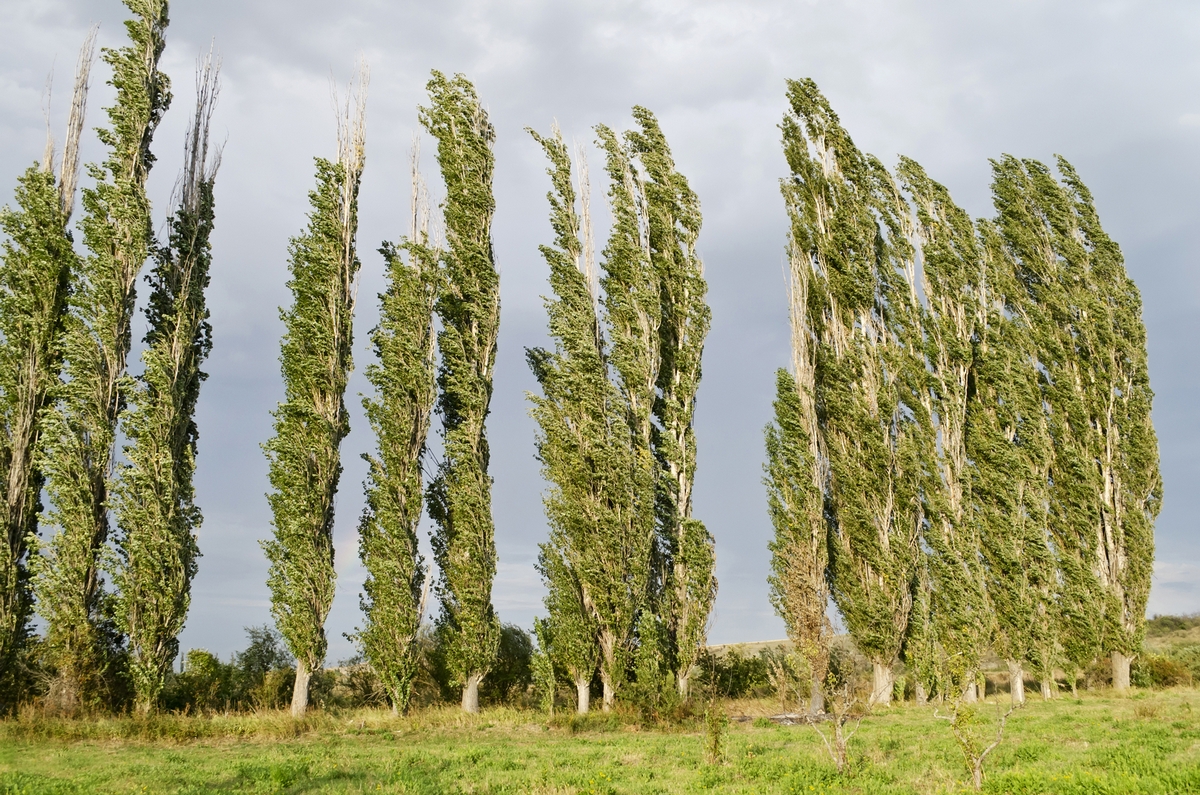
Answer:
2;691;1199;793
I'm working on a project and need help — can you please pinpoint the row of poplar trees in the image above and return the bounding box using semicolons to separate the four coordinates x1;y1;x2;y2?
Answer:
264;65;719;715
0;0;221;714
765;80;1161;711
526;114;716;713
264;68;513;717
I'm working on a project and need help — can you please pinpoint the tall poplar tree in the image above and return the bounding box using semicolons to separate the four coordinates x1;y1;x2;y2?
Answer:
992;156;1159;693
356;147;438;715
527;126;610;714
34;0;171;709
592;121;661;710
627;108;715;699
0;30;96;704
991;157;1106;692
263;70;366;717
899;159;992;702
781;79;923;706
421;72;501;714
970;220;1058;703
111;55;220;713
764;238;830;714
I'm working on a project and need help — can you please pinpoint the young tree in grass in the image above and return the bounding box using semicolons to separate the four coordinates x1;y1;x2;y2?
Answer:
111;54;220;714
781;79;923;706
263;68;366;717
34;1;171;709
356;144;438;716
627;108;715;700
764;237;831;714
0;30;96;704
899;158;993;703
420;72;501;714
527;126;612;713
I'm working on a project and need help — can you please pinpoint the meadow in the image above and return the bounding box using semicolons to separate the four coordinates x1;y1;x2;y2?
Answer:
1;689;1199;794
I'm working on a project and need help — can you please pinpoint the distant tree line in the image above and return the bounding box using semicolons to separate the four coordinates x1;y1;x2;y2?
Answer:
0;1;1159;721
765;80;1160;712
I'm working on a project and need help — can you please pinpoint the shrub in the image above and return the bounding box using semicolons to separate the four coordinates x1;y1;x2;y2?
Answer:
1131;654;1193;689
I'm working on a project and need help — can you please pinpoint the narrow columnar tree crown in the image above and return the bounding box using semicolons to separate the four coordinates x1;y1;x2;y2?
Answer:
627;108;715;700
34;0;170;709
263;67;366;717
111;54;220;714
355;144;438;716
899;159;993;701
781;79;923;706
420;72;501;713
0;28;95;703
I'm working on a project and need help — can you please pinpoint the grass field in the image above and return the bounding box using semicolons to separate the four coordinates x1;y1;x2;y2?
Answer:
1;690;1199;794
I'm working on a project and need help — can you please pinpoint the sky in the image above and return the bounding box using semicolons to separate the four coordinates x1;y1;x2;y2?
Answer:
1;0;1198;663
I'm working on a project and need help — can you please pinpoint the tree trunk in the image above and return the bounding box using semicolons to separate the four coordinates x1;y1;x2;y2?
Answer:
1040;671;1053;700
462;672;482;713
964;675;978;704
291;660;311;718
915;680;928;706
1007;659;1025;706
677;668;690;700
1112;651;1131;693
602;675;614;712
575;677;590;714
870;661;892;706
809;671;825;715
972;760;984;790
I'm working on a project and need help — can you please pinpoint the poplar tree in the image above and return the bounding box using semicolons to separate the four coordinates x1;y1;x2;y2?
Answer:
356;147;438;716
34;0;171;709
781;79;923;706
970;220;1058;704
263;70;366;717
526;126;607;713
764;238;830;713
991;157;1106;692
627;108;715;699
421;72;501;714
899;159;992;702
992;156;1159;693
0;31;96;703
111;55;220;714
592;122;660;710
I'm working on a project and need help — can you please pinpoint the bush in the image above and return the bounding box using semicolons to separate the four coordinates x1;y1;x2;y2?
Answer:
480;625;533;706
695;647;773;699
1146;614;1200;637
1132;654;1193;689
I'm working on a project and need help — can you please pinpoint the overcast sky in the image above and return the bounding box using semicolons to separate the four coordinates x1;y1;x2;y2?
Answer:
2;0;1198;663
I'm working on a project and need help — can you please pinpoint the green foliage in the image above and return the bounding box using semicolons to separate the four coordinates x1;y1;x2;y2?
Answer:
780;79;923;685
0;166;75;708
526;124;624;709
764;366;830;697
356;214;438;714
694;648;773;699
111;63;219;713
1147;614;1200;636
626;107;715;696
263;111;364;709
1131;654;1194;689
531;618;555;715
420;71;501;701
479;624;533;705
33;0;171;711
991;155;1161;676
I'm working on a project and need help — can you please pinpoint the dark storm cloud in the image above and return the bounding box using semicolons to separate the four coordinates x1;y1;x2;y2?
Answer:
2;0;1198;660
